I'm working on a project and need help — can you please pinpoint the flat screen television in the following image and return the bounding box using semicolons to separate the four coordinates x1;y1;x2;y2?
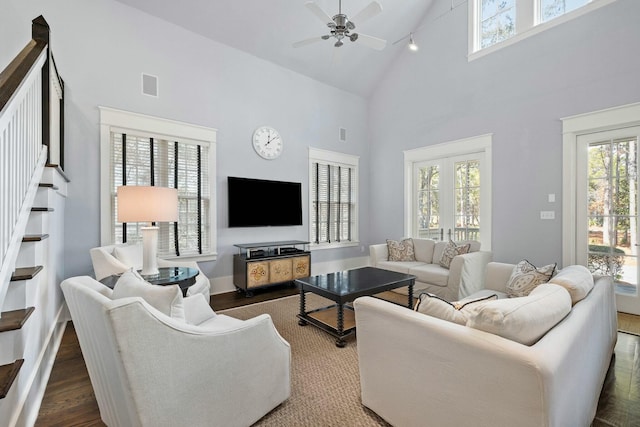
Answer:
228;176;303;227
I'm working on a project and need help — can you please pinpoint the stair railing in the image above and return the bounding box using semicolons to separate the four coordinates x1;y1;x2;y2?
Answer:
0;16;64;314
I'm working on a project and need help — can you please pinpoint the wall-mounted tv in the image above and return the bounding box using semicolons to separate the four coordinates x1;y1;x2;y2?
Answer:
228;176;303;227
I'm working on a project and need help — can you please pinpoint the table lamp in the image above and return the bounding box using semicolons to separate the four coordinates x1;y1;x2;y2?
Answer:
117;185;178;277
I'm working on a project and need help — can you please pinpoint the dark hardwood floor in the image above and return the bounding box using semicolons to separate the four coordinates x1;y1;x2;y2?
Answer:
35;286;640;426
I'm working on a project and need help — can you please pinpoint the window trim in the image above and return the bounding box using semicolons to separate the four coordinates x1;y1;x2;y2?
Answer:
468;0;617;61
403;134;492;250
99;106;218;261
308;147;360;251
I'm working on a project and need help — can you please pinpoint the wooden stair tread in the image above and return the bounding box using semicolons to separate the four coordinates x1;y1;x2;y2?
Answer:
45;163;70;182
39;183;59;190
31;207;53;212
22;234;49;242
0;308;35;332
11;266;43;281
0;359;24;399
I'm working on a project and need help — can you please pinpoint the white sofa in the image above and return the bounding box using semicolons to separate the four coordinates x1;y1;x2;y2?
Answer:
61;275;291;427
354;262;618;427
370;238;493;300
90;243;211;301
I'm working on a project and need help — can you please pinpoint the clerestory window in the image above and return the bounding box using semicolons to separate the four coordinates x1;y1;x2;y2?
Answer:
469;0;616;59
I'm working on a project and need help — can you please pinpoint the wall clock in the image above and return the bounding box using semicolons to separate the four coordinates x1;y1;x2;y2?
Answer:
252;126;283;159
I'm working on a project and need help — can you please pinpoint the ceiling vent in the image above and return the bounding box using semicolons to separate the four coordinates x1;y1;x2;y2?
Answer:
142;73;158;97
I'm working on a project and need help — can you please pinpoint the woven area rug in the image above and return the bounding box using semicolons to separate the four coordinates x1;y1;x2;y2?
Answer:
221;294;640;427
220;293;390;426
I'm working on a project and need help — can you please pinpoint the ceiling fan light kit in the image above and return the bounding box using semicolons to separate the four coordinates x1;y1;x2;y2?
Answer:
293;0;387;51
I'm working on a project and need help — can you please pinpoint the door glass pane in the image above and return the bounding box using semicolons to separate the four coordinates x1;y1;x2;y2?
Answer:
454;160;480;241
417;165;441;239
587;138;638;292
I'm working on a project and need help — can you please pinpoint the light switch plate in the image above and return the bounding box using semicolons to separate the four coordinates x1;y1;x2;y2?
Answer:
540;211;555;220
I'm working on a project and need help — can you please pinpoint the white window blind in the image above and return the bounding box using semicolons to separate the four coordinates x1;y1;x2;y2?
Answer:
309;148;359;247
110;132;211;257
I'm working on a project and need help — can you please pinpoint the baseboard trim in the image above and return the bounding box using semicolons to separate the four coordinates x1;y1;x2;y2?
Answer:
209;256;370;295
9;304;67;427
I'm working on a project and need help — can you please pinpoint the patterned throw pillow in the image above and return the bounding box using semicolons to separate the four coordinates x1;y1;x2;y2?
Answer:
414;292;498;325
438;240;471;269
386;238;416;261
506;260;557;297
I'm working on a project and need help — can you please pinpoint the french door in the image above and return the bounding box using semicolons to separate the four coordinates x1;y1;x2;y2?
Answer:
412;153;483;243
576;126;640;314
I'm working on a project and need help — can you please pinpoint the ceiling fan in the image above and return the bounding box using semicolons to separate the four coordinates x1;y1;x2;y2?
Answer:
293;0;387;51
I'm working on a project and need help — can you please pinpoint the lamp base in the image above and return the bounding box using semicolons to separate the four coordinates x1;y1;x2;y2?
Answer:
140;226;159;277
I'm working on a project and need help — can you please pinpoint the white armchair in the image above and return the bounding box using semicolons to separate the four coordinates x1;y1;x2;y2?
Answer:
61;275;291;427
90;243;211;301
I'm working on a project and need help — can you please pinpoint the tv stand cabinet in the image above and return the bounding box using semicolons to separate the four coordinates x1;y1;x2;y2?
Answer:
233;240;310;297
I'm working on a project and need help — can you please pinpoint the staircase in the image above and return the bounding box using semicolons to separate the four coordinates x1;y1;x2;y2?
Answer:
0;16;68;426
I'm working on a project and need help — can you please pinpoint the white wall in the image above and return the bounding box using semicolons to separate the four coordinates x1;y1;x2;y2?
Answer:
368;0;640;266
0;0;371;284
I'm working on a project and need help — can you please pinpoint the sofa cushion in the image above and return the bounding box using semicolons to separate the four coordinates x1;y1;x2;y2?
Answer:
408;264;450;288
376;260;425;275
387;238;416;261
415;292;498;325
439;240;471;269
112;269;185;320
113;243;143;269
467;283;571;345
458;289;509;301
411;238;436;263
506;260;556;297
548;265;595;305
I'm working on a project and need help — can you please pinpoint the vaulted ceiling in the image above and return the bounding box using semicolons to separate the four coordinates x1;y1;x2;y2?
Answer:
113;0;436;97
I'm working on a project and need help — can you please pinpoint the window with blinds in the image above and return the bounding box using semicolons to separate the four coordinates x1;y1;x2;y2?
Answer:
309;148;359;247
110;133;210;257
99;107;217;261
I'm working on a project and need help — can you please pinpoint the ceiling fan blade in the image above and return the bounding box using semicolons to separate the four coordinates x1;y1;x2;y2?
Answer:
292;36;325;48
305;1;334;24
350;1;383;26
354;33;387;51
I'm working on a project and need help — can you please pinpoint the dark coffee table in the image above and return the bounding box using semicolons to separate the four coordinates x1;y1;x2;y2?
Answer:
295;266;415;347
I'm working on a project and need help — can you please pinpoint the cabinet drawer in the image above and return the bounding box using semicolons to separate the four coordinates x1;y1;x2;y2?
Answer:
247;262;270;288
269;258;293;283
292;255;310;278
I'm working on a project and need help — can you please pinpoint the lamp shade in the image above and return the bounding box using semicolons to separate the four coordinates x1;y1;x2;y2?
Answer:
117;186;178;223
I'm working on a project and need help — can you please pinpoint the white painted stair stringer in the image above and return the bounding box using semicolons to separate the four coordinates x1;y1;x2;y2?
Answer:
0;148;47;316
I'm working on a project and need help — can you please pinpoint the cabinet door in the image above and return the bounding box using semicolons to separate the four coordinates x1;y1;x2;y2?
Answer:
292;255;310;279
270;258;293;283
247;261;270;288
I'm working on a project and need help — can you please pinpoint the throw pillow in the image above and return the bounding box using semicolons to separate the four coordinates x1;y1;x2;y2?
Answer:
466;283;571;345
386;238;416;262
439;240;471;269
506;260;556;297
112;269;185;320
113;243;143;269
548;265;595;305
415;292;498;325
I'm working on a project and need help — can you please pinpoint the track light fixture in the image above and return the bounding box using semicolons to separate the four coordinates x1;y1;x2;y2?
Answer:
408;33;418;51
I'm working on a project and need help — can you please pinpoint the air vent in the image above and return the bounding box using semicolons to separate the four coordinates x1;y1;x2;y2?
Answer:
339;127;347;142
142;73;158;97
